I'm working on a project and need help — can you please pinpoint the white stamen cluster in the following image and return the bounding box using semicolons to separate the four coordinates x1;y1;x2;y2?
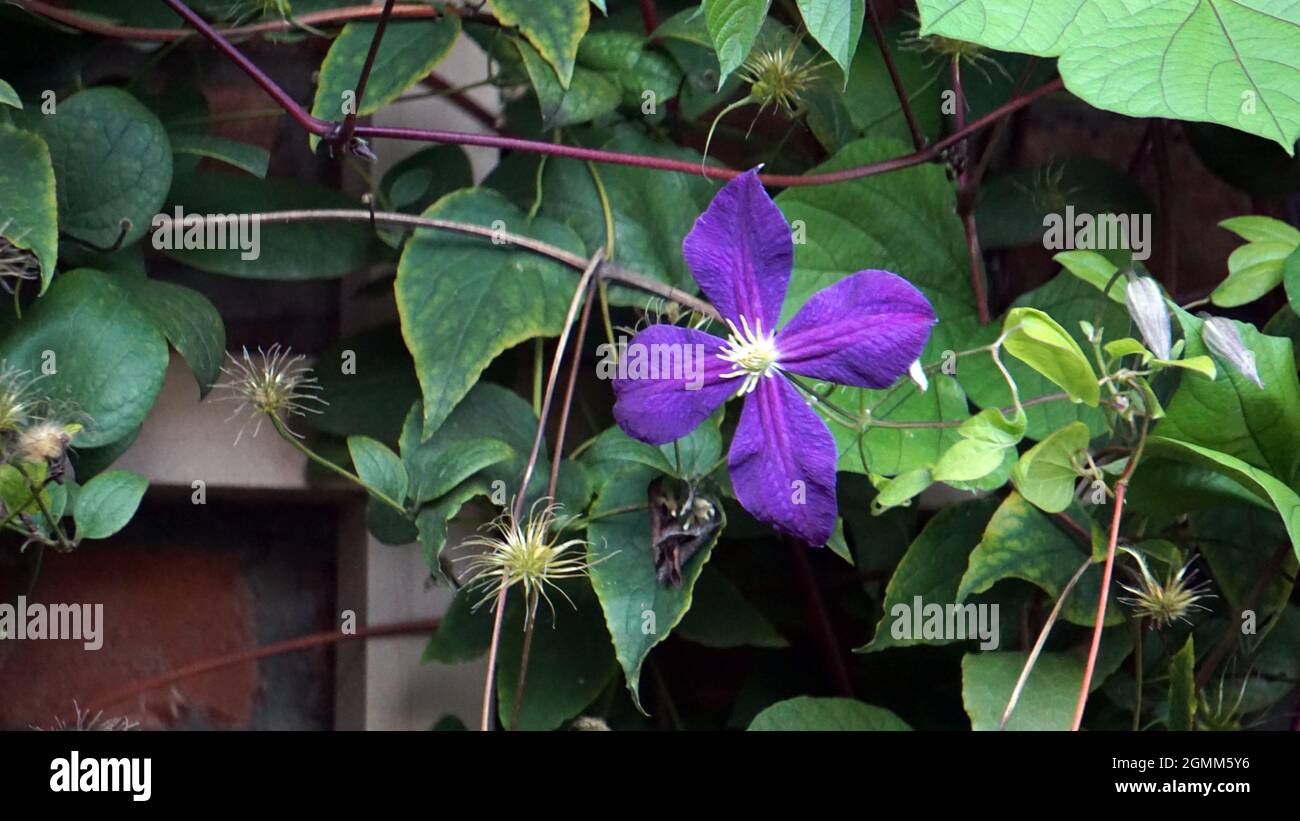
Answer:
717;315;780;396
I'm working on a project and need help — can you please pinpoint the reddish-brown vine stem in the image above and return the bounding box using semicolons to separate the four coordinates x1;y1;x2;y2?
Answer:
1071;418;1148;730
14;0;451;41
866;1;925;152
81;618;441;718
335;0;398;149
119;0;1063;188
638;0;660;35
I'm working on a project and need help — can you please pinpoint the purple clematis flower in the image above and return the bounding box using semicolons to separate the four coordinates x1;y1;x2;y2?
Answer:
612;170;936;546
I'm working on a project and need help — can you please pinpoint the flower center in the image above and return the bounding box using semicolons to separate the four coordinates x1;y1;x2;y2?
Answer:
718;315;780;395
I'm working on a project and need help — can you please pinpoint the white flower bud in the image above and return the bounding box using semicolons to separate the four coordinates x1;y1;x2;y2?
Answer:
1200;315;1264;388
1124;276;1171;360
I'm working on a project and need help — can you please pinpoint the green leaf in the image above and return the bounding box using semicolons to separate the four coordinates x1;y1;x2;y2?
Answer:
660;413;723;477
162;170;380;279
962;273;1130;439
0;123;57;291
489;0;589;88
1012;421;1090;513
1213;240;1296;307
869;467;933;513
578;425;675;489
796;0;865;82
748;696;911;730
379;145;473;214
0;464;55;517
396;187;584;437
0;79;21;109
31;87;172;248
961;635;1131;730
958;492;1119;627
511;129;715;303
400;385;591;541
415;478;492;570
1159;308;1300;485
587;463;723;711
0;269;168;447
677;567;788;649
1003;306;1100;406
1220;215;1300;245
309;17;461;150
168;133;269;178
496;580;616;731
73;469;148;541
119;278;225;396
775;138;977;473
1284;245;1300;314
703;0;773;86
1155;355;1216;380
617;48;683;111
1054;250;1123;303
422;588;492;664
933;408;1025;484
820;19;944;146
577;31;645;71
515;37;621;128
917;1;1300;152
1168;636;1195;731
862;495;1000;651
347;436;409;506
1145;437;1300;561
308;324;421;444
1105;337;1152;363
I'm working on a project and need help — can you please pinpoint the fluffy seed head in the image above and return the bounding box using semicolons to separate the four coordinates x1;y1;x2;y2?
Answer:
0;363;41;434
739;44;825;117
16;420;79;465
215;344;326;442
458;499;595;626
0;235;40;291
1117;547;1215;629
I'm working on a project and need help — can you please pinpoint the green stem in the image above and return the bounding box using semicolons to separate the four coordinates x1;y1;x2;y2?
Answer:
269;415;407;514
17;465;72;551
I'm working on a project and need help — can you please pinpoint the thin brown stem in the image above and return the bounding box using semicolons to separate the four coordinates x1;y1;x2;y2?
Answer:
866;1;924;151
1001;557;1092;729
786;538;855;697
1071;417;1149;730
1193;541;1292;692
15;0;455;40
337;0;398;146
638;0;659;35
480;590;509;731
481;251;603;732
951;57;991;325
138;0;1068;188
152;210;716;320
513;250;604;523
82;618;440;717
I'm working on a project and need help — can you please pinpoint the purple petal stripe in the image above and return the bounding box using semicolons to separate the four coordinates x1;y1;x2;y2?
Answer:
777;269;936;389
728;375;838;545
611;324;736;445
682;169;793;330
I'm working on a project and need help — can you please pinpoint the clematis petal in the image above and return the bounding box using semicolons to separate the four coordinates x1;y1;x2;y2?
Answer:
611;324;737;445
682;169;792;330
777;269;936;389
728;376;838;545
